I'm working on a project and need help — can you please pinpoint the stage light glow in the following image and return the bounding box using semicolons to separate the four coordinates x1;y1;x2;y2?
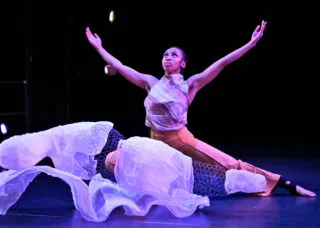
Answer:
109;10;115;23
104;65;109;74
0;123;7;134
104;65;117;75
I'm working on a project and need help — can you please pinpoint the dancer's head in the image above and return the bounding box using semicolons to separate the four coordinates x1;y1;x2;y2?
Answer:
162;46;187;75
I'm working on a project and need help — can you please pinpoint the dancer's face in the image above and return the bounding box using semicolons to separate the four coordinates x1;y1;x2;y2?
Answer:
162;47;186;75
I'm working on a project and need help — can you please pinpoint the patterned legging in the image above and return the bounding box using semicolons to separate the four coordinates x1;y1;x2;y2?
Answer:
94;128;125;183
95;128;229;197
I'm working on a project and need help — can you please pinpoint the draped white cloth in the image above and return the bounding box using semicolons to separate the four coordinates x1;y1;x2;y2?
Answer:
0;122;209;222
0;121;266;222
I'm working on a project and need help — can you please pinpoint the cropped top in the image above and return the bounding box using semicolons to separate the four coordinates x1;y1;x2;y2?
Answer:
144;74;190;132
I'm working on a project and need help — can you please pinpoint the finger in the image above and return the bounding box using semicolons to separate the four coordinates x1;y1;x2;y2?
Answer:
261;21;267;32
86;27;91;34
254;25;260;33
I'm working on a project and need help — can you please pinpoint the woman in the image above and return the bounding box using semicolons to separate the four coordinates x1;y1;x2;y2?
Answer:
85;20;316;197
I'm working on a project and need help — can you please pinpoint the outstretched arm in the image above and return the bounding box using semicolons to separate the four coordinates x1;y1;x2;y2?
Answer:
187;20;267;96
85;27;158;91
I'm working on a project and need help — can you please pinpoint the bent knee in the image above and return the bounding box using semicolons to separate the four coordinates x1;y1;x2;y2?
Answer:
221;159;245;170
105;150;118;172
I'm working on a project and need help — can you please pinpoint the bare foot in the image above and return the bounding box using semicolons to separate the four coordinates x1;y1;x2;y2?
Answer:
296;186;317;197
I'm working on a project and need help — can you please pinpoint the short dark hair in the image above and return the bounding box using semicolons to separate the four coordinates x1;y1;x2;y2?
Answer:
169;46;188;74
171;46;188;64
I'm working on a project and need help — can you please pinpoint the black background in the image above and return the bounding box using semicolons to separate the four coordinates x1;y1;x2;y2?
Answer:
1;1;319;157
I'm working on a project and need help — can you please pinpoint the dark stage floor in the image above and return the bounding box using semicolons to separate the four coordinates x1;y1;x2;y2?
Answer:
0;152;319;227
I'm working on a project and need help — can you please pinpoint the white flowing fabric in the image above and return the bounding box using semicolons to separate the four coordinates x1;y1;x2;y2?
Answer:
0;122;266;222
0;122;208;222
115;136;210;217
0;121;113;179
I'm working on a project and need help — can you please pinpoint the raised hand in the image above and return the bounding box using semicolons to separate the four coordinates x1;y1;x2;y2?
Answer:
86;27;102;49
250;20;267;46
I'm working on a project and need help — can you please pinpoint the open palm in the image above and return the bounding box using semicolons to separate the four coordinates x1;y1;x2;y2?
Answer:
86;27;102;49
250;20;267;46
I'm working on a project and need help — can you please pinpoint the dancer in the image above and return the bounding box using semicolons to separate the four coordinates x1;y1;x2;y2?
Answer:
85;20;316;197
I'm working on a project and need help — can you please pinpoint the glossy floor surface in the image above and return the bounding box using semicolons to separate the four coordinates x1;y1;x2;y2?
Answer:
1;154;319;227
